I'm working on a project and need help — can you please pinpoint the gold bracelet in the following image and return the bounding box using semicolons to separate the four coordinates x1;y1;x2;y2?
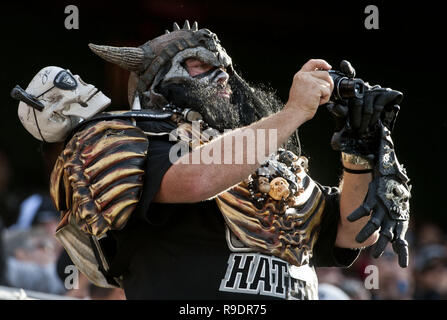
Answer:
341;152;373;169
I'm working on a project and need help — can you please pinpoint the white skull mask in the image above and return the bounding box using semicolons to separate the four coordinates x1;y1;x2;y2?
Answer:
268;177;291;201
16;66;111;143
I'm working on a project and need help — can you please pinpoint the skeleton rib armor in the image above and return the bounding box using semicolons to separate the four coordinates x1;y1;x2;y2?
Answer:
50;119;148;238
216;157;325;267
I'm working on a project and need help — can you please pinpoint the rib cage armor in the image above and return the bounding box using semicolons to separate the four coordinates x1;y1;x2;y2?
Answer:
216;165;325;267
51;119;148;238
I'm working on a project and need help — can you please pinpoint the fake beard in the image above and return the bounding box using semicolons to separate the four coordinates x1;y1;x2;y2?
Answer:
158;74;280;129
158;80;240;131
157;74;300;154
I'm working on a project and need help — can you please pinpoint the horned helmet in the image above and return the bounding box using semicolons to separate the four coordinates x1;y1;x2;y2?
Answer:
88;20;233;110
13;67;111;143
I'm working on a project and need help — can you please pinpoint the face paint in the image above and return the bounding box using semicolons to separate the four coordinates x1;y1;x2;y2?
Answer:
193;67;231;99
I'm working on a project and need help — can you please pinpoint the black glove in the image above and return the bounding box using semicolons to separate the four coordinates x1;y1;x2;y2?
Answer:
346;125;411;268
327;61;403;159
349;85;403;134
328;62;411;268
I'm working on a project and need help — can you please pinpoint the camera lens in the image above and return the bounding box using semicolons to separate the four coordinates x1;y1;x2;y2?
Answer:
328;71;365;101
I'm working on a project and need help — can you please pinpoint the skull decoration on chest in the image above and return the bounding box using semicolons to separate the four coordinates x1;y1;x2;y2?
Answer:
242;149;308;213
216;148;325;266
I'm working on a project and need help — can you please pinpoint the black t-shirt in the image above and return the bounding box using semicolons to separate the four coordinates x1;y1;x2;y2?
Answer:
117;135;359;300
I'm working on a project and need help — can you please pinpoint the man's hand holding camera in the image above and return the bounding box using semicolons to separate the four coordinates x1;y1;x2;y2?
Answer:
284;59;334;121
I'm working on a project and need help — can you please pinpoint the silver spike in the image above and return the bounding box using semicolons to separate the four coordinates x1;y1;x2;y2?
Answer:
183;20;190;29
192;21;198;31
165;30;170;34
173;22;180;31
131;94;141;111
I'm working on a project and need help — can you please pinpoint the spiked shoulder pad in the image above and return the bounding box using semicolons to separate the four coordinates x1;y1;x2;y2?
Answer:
50;119;148;237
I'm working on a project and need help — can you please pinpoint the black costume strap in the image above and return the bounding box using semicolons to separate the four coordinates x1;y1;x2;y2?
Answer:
64;109;175;145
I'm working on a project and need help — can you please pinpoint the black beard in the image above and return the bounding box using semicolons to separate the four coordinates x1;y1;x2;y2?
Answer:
157;80;241;131
157;73;301;154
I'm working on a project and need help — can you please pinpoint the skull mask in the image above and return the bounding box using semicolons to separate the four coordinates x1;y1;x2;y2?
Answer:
258;176;271;194
88;21;233;110
14;66;111;142
269;177;291;200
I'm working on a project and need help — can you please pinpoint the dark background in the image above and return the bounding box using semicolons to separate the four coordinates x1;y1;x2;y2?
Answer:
0;1;445;229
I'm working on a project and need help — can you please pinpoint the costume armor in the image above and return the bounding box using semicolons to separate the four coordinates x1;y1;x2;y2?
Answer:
50;119;148;238
216;151;325;267
347;125;411;267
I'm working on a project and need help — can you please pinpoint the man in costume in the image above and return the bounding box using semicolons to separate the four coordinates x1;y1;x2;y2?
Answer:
12;21;411;299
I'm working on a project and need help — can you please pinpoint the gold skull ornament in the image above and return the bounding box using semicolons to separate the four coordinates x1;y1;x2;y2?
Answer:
216;154;326;267
268;177;290;200
258;176;271;194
